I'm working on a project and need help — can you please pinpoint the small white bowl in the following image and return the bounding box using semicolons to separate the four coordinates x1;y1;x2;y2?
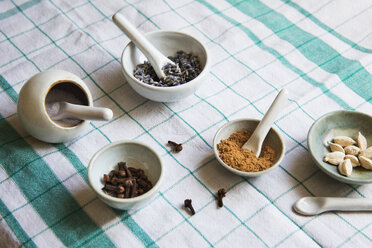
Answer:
17;70;93;143
213;119;285;177
308;110;372;184
88;140;163;210
121;30;210;102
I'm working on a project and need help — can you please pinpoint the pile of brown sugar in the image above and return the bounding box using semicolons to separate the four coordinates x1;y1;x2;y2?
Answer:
217;130;276;172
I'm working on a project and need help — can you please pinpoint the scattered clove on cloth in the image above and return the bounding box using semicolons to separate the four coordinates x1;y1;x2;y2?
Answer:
168;140;183;152
184;199;195;215
217;188;226;208
102;162;152;199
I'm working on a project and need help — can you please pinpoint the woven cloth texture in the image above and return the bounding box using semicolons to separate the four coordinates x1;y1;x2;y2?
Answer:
1;0;372;247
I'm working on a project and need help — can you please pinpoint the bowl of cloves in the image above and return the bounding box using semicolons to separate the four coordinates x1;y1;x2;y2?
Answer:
88;140;163;210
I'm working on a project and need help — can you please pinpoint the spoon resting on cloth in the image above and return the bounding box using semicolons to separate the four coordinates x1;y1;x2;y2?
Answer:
112;12;176;79
47;102;113;121
293;196;372;216
242;89;288;157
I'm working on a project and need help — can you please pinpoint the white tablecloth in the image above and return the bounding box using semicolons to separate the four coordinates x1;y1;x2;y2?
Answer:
1;0;372;247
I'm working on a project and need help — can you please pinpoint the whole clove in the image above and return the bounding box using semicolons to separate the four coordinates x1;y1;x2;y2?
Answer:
121;162;132;177
184;199;195;215
168;140;183;152
104;184;120;192
131;180;137;198
123;178;133;198
217;188;226;208
103;174;111;183
102;162;153;199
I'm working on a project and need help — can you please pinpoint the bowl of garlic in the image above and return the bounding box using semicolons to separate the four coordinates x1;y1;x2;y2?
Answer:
308;110;372;184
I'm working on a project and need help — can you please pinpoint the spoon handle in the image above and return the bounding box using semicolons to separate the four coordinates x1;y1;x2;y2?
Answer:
242;89;288;155
323;197;372;212
112;13;169;78
62;102;113;121
255;89;288;141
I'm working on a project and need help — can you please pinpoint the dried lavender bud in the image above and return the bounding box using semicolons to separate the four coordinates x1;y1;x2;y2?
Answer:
133;51;202;87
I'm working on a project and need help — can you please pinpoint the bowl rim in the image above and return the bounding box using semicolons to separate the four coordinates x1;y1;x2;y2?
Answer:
87;140;164;203
120;30;210;92
307;110;372;184
213;118;285;177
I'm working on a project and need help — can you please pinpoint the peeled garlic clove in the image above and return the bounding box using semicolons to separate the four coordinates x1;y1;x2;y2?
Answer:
338;159;353;177
327;141;344;153
333;136;356;147
359;156;372;170
323;152;345;165
360;147;372;159
344;145;360;156
357;132;367;150
345;155;360;167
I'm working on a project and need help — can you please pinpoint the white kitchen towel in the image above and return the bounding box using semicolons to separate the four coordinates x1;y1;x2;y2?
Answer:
1;0;372;247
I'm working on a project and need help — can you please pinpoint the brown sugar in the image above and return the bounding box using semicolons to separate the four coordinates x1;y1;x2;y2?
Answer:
217;130;276;172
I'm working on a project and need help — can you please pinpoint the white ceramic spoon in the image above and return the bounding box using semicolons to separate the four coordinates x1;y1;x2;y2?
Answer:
294;196;372;216
242;89;288;157
48;102;113;121
112;12;175;79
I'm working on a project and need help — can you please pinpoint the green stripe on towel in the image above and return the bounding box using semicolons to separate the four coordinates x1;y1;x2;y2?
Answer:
0;73;156;247
282;0;372;54
226;0;372;103
0;199;37;247
0;0;42;20
195;0;353;110
0;115;116;247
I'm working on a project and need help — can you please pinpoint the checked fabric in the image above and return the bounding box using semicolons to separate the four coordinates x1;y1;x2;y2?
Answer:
1;0;372;247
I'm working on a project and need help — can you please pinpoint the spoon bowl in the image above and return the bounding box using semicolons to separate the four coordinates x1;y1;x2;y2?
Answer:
213;119;285;177
293;197;326;215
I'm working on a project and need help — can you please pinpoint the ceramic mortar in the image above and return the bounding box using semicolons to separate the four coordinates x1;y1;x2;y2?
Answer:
17;70;93;143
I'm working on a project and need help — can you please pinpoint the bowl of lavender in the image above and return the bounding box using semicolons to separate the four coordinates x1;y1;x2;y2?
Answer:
121;30;210;102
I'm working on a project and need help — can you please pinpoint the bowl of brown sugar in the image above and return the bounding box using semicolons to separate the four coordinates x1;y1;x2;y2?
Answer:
213;119;285;177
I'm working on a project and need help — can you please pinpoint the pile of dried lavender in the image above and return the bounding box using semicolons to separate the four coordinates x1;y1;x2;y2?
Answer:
133;51;202;87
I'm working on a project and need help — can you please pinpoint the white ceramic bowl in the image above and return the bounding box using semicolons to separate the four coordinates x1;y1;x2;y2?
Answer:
17;70;93;143
213;119;285;177
308;110;372;184
121;30;210;102
88;140;163;210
